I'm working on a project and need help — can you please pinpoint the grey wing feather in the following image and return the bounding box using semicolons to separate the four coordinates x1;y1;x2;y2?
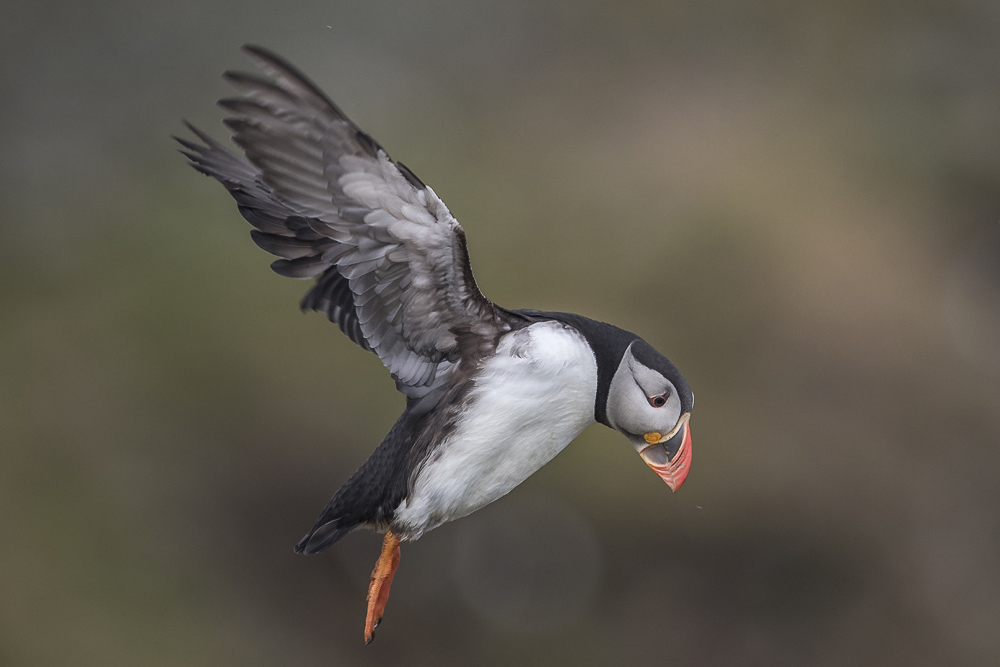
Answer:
178;45;523;403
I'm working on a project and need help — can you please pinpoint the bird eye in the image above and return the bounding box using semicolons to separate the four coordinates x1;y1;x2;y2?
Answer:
648;393;668;408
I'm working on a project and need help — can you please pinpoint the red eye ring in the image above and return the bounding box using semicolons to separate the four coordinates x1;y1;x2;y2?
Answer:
648;393;668;408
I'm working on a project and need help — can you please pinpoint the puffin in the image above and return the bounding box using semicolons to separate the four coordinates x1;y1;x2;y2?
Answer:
178;45;694;644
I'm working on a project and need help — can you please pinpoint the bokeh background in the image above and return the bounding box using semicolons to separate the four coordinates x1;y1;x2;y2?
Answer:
3;1;1000;665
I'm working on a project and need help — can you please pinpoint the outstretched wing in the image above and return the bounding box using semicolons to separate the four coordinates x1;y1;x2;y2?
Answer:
178;45;523;408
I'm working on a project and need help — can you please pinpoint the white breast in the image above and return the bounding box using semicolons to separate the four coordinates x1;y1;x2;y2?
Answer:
392;321;598;539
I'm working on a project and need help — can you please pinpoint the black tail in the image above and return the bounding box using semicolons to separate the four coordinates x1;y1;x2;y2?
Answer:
292;409;431;555
294;521;354;554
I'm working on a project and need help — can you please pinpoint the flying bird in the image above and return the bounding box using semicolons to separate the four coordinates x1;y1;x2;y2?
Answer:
178;45;694;643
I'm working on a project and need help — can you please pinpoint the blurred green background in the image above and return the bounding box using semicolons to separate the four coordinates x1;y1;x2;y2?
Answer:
3;1;1000;665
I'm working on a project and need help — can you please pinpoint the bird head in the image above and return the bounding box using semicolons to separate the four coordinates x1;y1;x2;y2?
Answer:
605;339;693;491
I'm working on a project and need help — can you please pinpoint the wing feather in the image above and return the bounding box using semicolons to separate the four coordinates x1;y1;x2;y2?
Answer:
179;45;526;403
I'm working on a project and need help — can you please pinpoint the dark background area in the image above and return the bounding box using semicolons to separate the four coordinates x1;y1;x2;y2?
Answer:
2;1;999;665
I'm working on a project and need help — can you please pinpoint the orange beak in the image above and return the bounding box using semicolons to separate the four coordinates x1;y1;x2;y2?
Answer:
639;414;692;492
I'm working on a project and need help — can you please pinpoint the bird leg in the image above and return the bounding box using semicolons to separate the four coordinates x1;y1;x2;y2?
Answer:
364;530;401;644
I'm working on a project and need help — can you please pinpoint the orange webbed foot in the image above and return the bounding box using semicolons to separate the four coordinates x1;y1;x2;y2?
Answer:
364;530;401;644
